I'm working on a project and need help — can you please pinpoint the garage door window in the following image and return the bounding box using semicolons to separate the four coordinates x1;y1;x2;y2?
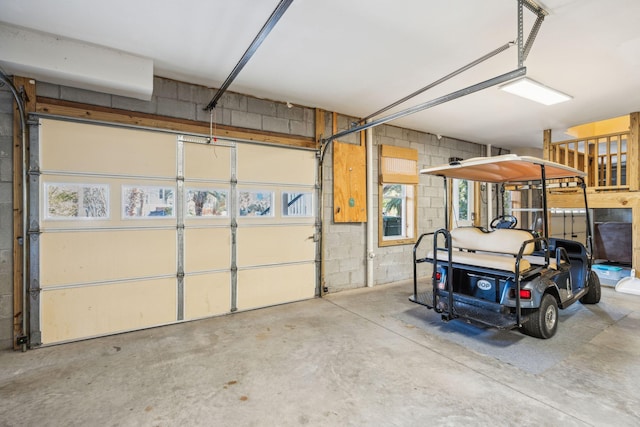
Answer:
45;183;109;219
186;189;228;217
282;192;313;217
122;185;175;218
239;190;274;217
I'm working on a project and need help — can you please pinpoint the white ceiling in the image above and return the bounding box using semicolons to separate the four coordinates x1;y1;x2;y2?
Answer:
1;0;639;149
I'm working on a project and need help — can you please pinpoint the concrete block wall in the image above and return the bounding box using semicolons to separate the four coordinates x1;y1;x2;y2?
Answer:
321;114;487;292
38;77;316;139
0;85;14;350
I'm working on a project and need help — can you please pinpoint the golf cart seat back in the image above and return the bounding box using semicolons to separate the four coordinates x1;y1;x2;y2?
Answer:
429;227;537;273
451;227;536;255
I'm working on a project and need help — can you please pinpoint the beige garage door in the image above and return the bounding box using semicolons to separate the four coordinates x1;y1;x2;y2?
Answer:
30;119;318;345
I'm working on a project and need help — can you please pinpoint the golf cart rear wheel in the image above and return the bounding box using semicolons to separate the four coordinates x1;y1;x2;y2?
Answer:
580;270;601;304
520;293;558;339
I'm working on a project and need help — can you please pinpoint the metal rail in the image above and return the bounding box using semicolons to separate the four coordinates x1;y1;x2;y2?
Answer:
320;67;526;161
204;0;294;111
360;41;515;122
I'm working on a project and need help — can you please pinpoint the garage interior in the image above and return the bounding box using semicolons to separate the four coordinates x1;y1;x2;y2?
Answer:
1;0;640;425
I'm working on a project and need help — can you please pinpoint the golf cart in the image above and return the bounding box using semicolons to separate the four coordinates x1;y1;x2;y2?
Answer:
411;154;600;339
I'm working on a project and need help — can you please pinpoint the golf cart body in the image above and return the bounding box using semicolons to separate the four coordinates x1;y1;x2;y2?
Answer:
411;155;600;339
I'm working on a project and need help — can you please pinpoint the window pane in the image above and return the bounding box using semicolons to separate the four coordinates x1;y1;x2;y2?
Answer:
45;183;109;219
282;192;313;217
381;183;415;242
239;191;274;217
186;189;228;217
123;185;174;218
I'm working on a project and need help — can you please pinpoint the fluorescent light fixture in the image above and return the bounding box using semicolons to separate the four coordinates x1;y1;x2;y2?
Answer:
499;77;572;105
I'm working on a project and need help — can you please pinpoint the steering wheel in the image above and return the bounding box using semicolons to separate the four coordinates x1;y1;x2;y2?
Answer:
490;215;518;229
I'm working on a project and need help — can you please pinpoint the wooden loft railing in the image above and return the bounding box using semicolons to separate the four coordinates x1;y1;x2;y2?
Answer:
544;112;640;192
548;131;630;190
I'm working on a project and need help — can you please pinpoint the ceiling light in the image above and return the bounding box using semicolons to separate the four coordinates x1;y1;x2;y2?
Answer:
499;77;572;105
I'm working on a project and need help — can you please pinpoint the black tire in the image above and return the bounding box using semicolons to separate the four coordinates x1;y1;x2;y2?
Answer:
580;270;601;304
520;293;559;339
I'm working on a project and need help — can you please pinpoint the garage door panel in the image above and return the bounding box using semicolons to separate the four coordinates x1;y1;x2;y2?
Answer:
40;120;176;176
237;144;316;184
184;143;231;180
40;229;176;287
35;119;318;345
184;273;231;320
237;226;315;267
40;278;177;344
184;228;230;271
237;264;316;311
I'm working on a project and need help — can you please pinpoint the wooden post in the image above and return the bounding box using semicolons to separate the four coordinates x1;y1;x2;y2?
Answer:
543;129;551;161
628;112;639;191
12;76;36;349
314;108;324;148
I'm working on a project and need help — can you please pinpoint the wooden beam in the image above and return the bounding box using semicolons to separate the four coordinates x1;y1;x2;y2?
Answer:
543;129;551;160
12;76;36;349
314;108;324;148
629;112;639;191
36;97;316;149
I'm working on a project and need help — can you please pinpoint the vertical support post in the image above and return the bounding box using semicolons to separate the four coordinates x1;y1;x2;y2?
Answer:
12;76;35;349
630;112;640;278
27;118;41;347
176;137;185;321
315;108;324;149
628;112;639;191
230;144;238;311
542;129;551;161
315;108;325;296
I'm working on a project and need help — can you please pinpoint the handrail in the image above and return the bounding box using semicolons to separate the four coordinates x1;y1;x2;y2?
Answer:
433;228;454;319
548;131;630;190
413;232;434;301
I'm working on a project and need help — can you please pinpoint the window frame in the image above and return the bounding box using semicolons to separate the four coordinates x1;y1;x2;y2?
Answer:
378;145;418;247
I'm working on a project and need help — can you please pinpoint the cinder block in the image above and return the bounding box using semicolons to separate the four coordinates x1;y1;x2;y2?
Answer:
290;120;311;137
231;110;262;130
0;159;11;181
0;294;11;320
247;98;277;117
276;104;304;121
0;91;13;113
0;272;10;294
384;125;404;140
196;106;231;126
177;82;215;104
0;318;13;350
153;77;178;99
36;81;60;99
0;113;12;136
220;92;247;111
262;116;290;134
157;98;196;121
0;136;11;159
60;86;111;107
0;249;10;273
112;95;157;114
0;182;10;200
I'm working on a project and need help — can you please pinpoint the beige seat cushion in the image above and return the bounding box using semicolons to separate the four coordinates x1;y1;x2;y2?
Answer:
426;227;539;273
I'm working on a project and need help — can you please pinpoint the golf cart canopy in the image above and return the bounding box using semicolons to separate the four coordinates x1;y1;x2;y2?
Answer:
420;154;585;183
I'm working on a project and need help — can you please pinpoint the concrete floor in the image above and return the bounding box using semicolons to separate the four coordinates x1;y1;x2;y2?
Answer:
1;282;640;426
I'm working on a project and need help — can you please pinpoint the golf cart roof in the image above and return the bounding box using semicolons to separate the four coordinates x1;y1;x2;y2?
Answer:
420;154;585;183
